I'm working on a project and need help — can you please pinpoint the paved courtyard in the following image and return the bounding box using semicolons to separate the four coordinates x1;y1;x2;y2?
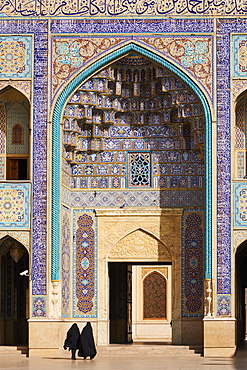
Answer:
2;345;247;370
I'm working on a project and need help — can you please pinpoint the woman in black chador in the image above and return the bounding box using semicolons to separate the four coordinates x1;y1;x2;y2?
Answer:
78;322;97;360
63;323;80;360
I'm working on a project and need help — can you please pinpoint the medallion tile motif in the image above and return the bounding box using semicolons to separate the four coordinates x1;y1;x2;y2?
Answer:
32;296;46;317
0;183;30;228
0;36;32;78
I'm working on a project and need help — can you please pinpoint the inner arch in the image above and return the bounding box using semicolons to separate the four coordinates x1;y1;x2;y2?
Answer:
52;42;212;281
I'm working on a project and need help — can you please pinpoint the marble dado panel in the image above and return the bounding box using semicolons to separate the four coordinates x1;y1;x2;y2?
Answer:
234;182;247;227
0;183;31;228
51;36;213;103
1;0;247;17
0;36;32;79
62;188;204;208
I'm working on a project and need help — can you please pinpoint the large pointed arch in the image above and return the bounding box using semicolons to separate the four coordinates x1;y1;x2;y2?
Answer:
51;42;212;281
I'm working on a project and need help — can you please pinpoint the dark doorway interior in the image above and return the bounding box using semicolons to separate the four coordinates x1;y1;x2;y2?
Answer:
0;243;29;345
109;262;132;344
6;158;28;180
236;241;247;344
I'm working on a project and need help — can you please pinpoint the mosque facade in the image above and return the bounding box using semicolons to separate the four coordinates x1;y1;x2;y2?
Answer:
0;3;246;357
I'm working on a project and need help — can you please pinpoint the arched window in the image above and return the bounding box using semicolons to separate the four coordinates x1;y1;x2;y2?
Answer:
12;124;24;144
143;271;166;319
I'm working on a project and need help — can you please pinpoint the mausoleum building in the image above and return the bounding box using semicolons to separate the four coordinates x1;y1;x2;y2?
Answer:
0;3;246;357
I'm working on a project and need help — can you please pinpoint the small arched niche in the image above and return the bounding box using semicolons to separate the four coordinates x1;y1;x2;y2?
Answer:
235;91;247;178
143;271;167;319
0;86;30;180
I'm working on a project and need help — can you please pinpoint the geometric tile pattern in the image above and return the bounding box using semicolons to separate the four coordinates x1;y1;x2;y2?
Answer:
63;188;204;208
234;183;247;227
0;104;6;154
61;206;71;318
73;209;97;318
182;209;204;317
217;295;231;316
32;296;46;317
0;36;32;78
0;183;31;228
0;158;4;180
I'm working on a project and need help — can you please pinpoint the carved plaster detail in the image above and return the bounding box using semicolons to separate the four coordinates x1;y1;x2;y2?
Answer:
204;279;212;317
141;267;168;280
50;281;60;319
108;229;171;260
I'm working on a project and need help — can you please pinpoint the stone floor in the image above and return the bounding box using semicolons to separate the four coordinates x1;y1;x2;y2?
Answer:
2;344;247;370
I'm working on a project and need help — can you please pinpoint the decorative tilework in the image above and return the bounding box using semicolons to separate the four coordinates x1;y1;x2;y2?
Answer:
0;20;49;296
53;27;212;291
63;188;204;208
233;35;247;78
216;19;234;295
51;19;214;34
61;206;71;318
0;183;30;228
0;36;32;78
182;209;204;317
143;37;212;98
52;35;213;102
0;158;4;180
237;153;245;178
73;210;97;318
32;296;46;317
0;104;6;155
0;0;247;16
234;182;247;227
232;80;247;102
217;295;231;316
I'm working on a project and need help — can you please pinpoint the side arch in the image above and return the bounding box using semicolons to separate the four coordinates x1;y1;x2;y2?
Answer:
51;42;212;281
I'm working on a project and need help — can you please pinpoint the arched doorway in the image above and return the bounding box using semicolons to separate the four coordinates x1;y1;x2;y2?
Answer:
52;43;212;345
51;42;212;284
0;236;29;346
0;85;30;181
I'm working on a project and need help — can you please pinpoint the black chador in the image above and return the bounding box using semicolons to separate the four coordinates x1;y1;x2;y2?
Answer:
63;323;80;360
78;322;97;359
